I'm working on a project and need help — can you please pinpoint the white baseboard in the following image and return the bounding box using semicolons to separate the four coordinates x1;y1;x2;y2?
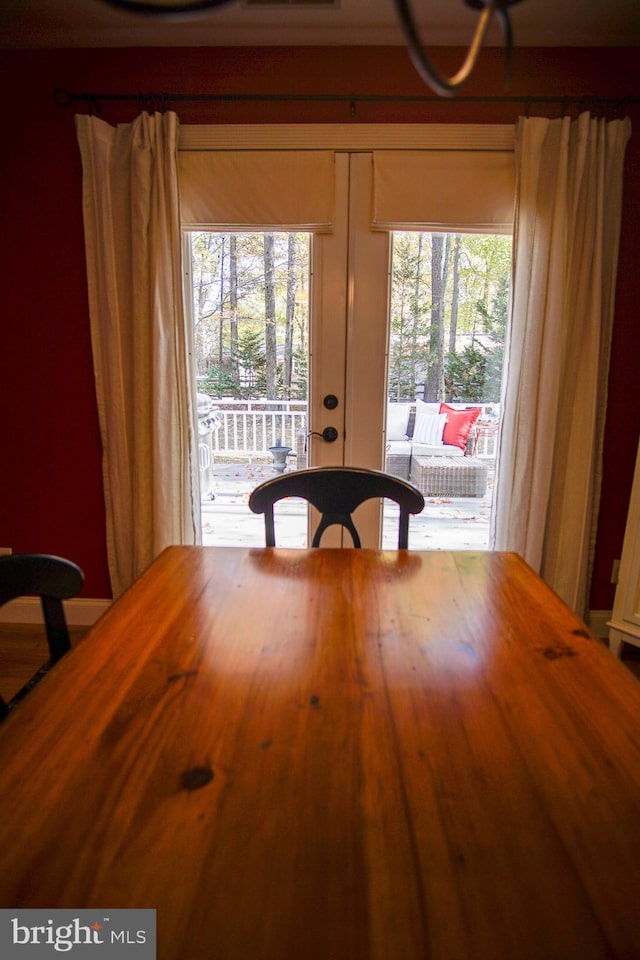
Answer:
0;597;111;627
588;610;612;640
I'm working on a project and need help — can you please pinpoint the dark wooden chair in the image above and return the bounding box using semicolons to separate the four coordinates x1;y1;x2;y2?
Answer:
0;553;84;720
249;466;425;548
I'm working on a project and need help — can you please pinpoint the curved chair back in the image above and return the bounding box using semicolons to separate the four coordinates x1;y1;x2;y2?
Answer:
0;553;84;720
249;466;425;548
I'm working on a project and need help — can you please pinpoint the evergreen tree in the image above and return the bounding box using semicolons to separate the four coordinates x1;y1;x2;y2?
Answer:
235;328;267;398
445;346;489;402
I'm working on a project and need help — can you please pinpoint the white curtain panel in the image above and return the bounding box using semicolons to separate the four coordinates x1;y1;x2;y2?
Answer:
76;112;199;598
492;111;631;616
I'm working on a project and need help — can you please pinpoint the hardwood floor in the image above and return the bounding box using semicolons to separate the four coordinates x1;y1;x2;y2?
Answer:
0;624;89;703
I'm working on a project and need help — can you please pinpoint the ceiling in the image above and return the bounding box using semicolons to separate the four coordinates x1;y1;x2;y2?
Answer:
0;0;639;50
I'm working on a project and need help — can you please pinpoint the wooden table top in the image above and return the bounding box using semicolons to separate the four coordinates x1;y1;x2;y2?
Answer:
1;546;639;959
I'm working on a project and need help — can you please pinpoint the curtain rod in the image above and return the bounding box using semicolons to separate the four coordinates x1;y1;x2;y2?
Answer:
53;87;639;116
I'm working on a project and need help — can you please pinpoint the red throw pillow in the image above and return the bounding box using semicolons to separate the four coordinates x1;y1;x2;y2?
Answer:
439;403;481;451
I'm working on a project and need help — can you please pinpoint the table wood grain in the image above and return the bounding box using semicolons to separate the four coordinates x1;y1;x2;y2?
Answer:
1;547;639;959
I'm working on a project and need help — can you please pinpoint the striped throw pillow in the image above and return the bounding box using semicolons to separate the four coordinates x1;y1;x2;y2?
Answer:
413;411;446;446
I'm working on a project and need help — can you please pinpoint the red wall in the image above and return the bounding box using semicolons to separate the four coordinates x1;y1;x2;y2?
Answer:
0;46;638;604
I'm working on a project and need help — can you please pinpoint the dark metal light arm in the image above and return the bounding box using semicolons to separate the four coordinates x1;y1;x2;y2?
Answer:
99;0;235;14
98;0;521;99
394;0;523;98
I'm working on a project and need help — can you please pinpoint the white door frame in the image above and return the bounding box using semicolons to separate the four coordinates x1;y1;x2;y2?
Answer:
179;124;515;547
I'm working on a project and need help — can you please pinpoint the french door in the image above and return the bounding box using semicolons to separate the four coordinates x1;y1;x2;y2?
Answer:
181;125;515;548
187;154;389;549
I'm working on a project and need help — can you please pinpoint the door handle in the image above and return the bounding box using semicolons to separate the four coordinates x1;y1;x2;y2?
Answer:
307;427;339;443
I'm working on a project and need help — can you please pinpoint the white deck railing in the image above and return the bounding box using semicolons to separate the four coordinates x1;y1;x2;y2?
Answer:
474;425;499;460
200;399;499;461
206;400;307;458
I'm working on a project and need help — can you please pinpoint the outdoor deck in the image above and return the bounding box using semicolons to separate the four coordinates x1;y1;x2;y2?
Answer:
201;460;495;549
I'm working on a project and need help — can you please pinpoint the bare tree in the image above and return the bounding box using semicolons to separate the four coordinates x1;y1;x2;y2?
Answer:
284;234;297;396
410;232;424;399
218;235;226;366
263;232;277;398
191;233;223;377
424;233;449;401
448;235;461;353
229;234;239;382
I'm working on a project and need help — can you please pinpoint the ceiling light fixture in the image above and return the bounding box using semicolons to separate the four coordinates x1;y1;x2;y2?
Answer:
98;0;524;98
394;0;525;98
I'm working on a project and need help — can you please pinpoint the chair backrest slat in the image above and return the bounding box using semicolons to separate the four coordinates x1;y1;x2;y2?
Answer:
0;554;84;719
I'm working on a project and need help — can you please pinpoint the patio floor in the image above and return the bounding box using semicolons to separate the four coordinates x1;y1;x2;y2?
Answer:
201;459;495;549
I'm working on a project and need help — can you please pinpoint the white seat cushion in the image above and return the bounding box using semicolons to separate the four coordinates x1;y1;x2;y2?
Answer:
412;443;464;457
386;440;412;456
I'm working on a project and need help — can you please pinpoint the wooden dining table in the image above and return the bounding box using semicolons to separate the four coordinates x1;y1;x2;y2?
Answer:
1;546;639;959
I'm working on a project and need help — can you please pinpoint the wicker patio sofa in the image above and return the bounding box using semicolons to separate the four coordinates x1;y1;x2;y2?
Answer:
295;400;488;499
386;401;487;498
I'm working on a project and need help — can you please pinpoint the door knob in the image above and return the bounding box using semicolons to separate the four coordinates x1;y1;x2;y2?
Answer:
307;426;339;443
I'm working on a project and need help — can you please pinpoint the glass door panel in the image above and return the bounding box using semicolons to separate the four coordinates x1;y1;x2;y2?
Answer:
189;230;311;547
381;231;510;549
